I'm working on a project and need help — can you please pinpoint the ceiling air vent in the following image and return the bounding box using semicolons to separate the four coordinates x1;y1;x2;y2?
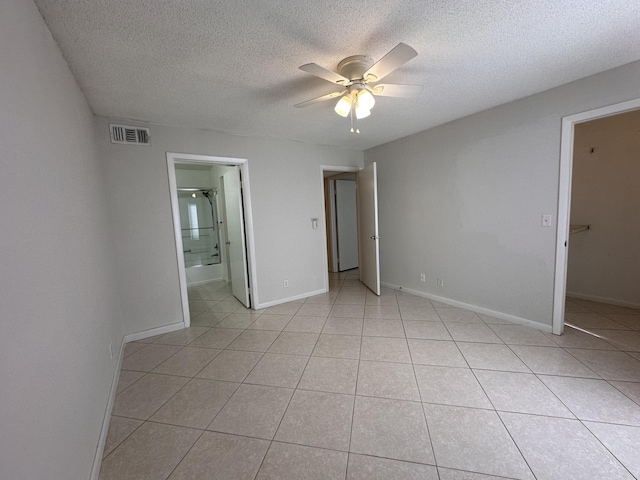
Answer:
109;124;150;146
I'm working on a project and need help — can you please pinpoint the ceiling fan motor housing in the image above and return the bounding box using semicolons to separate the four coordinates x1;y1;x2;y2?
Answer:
337;55;375;82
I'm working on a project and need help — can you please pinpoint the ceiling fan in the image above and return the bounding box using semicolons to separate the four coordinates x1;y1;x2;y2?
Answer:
295;43;422;132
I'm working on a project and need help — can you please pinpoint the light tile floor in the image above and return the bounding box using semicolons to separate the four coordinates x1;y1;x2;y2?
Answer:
100;271;640;479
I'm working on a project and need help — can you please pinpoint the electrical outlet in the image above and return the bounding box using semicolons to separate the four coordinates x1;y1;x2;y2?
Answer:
420;273;426;282
109;342;113;360
437;277;444;287
284;280;289;288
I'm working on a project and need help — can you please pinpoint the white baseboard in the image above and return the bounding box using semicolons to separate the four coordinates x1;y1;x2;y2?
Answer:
124;322;185;343
382;282;552;333
255;288;326;310
90;320;187;477
566;291;640;310
90;337;125;480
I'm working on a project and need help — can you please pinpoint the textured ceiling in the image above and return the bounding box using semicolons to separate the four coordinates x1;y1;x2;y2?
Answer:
35;0;640;150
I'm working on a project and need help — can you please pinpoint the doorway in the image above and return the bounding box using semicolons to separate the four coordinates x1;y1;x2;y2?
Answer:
326;173;359;272
552;98;640;334
167;153;258;327
320;164;381;295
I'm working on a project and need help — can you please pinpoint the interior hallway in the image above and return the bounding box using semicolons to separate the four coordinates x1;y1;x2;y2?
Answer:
100;272;640;479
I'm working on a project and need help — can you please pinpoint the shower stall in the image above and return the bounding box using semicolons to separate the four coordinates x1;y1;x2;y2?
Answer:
177;188;222;283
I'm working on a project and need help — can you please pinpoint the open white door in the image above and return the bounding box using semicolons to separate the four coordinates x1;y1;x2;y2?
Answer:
222;167;251;307
335;178;359;271
357;162;380;295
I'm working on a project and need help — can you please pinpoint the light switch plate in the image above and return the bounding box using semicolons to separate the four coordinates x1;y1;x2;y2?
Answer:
542;215;552;227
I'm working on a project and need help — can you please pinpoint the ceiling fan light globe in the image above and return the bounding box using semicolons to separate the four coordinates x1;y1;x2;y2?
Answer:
357;90;375;111
355;106;371;119
334;96;352;117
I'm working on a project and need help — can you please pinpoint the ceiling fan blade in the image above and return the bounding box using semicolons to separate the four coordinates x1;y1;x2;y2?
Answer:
299;63;350;85
370;84;423;98
294;90;346;108
364;43;418;82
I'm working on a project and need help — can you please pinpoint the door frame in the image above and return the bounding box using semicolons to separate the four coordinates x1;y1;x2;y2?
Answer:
552;97;640;335
167;152;259;327
320;165;361;292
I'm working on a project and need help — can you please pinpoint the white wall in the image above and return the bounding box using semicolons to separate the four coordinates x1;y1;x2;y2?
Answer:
567;109;640;307
96;117;363;334
366;61;640;328
0;1;123;478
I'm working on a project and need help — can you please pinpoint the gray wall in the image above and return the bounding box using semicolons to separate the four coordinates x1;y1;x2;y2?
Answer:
95;117;364;335
0;0;123;478
366;61;640;328
567;109;640;307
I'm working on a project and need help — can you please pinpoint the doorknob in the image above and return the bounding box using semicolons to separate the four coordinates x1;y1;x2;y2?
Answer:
370;235;379;240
